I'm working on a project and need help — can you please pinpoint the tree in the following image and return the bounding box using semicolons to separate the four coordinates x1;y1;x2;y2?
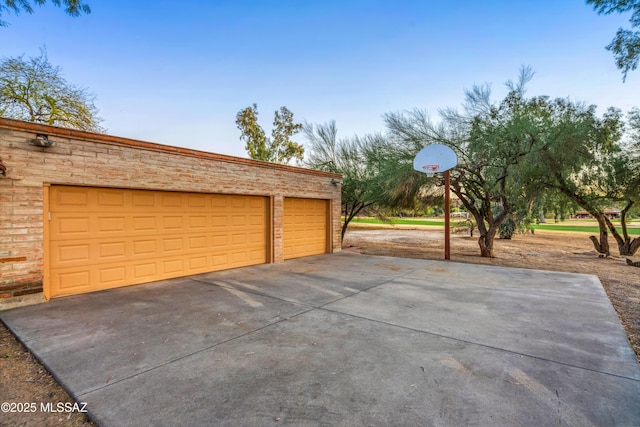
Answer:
0;0;90;26
385;68;541;257
587;0;640;81
603;150;640;255
236;104;268;160
521;99;628;256
0;49;104;132
304;121;387;239
537;189;581;223
608;107;640;255
236;104;304;164
624;107;640;199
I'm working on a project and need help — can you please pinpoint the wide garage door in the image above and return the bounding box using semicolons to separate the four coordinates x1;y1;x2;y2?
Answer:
283;198;328;260
48;186;268;298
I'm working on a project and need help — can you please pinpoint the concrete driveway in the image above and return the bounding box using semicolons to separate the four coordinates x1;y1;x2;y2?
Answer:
1;253;639;426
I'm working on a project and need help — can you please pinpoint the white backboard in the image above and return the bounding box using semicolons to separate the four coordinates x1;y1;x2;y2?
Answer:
413;144;457;174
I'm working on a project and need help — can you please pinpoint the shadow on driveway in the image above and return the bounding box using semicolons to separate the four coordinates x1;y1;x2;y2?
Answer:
2;253;639;426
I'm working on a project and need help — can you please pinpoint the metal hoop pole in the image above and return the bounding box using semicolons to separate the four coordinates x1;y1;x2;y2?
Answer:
444;170;451;260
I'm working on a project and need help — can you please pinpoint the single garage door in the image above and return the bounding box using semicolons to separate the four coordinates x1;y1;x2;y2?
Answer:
283;198;328;260
47;186;268;298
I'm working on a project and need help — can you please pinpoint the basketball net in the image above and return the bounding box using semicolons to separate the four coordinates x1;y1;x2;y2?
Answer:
421;164;439;177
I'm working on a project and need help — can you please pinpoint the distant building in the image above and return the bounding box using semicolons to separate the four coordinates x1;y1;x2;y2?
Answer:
575;209;621;219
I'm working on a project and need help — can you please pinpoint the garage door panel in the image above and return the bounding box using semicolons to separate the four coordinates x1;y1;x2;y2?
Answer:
163;259;184;274
188;236;207;250
211;215;228;227
99;266;126;285
231;234;247;245
188;256;208;270
132;216;157;231
133;262;157;280
50;216;90;239
163;238;183;252
133;239;157;255
212;235;228;247
161;194;183;209
162;216;183;229
231;197;246;208
131;192;155;207
249;198;263;208
212;254;229;266
249;249;264;261
249;231;264;243
98;241;127;259
249;214;263;226
231;252;248;263
49;186;268;298
187;194;207;208
283;198;328;260
54;187;90;208
97;216;127;234
55;270;91;292
187;216;207;229
56;244;90;263
231;215;247;227
97;190;126;207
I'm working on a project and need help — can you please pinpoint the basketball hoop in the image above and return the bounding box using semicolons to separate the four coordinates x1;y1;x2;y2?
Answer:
413;144;458;261
421;164;439;178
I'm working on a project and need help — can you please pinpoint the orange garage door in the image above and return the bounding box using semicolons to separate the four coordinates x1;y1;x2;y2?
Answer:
283;198;328;260
47;186;268;298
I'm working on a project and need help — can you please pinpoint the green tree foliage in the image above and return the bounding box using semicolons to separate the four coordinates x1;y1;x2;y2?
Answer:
609;107;640;255
236;104;304;164
0;0;90;26
384;67;635;258
385;68;539;257
522;100;632;256
236;104;268;160
624;107;640;201
0;49;104;132
538;189;581;223
587;0;640;81
304;121;388;239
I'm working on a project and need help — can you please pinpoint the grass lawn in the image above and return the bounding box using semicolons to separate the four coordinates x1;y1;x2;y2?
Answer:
349;217;640;235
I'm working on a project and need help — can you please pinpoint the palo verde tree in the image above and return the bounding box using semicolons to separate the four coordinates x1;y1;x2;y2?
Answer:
601;149;640;255
0;49;104;132
625;107;640;200
587;0;640;81
236;104;304;164
537;188;581;223
385;68;543;257
606;107;640;255
0;0;90;26
522;99;629;256
304;121;388;239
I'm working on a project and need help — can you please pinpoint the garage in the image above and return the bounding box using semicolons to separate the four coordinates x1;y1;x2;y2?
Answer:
47;185;269;298
0;118;341;304
283;198;328;260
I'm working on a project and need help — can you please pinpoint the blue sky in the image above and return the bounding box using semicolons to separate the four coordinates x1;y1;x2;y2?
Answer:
2;1;638;158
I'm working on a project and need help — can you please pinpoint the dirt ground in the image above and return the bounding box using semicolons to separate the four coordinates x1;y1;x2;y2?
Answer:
0;324;95;427
343;224;640;365
0;224;638;427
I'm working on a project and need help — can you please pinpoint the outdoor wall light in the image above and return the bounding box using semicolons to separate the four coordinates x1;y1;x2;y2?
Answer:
29;134;55;148
0;157;6;176
331;178;341;186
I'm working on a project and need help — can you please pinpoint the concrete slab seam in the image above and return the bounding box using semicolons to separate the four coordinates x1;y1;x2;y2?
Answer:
188;277;315;308
318;306;640;383
392;278;610;305
72;305;317;399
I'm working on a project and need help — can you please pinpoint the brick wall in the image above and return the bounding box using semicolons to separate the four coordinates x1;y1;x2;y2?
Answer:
0;118;341;302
